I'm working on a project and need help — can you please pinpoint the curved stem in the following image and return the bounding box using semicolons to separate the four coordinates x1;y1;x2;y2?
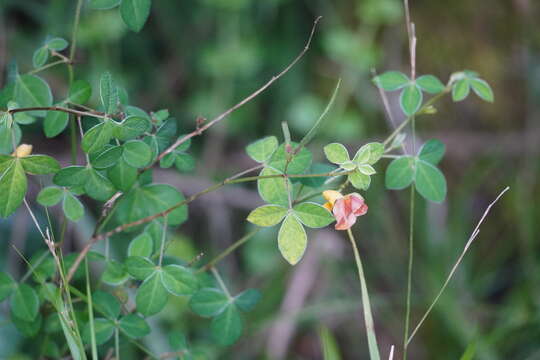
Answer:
346;229;381;360
27;59;68;75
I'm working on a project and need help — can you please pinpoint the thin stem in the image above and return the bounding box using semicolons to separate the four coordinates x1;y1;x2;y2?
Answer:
346;229;380;360
27;59;68;75
211;267;232;299
96;170;352;238
86;259;98;360
406;187;510;346
115;327;120;360
70;0;84;61
158;218;168;267
145;16;322;171
382;90;448;147
7;106;108;119
402;184;415;360
197;229;260;273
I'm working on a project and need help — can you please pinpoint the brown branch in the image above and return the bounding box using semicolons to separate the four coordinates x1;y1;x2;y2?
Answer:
65;166;348;283
7;106;107;119
140;16;322;173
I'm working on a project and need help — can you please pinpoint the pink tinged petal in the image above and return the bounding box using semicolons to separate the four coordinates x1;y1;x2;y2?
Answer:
333;197;358;230
349;193;368;216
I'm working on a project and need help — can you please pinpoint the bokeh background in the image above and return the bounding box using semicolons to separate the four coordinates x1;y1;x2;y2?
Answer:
1;0;539;359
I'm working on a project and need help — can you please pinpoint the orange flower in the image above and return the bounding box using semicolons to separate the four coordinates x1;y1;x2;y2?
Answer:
323;190;368;231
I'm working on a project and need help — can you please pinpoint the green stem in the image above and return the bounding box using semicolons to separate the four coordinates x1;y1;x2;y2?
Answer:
158;218;168;267
197;229;260;273
85;259;98;360
27;59;68;75
211;267;232;299
70;0;83;62
403;184;415;360
115;327;120;360
382;89;449;147
346;229;380;360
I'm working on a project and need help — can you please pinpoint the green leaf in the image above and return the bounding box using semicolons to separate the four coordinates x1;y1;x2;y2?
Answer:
293;202;334;228
20;155;60;175
257;167;290;207
348;170;371;191
116;184;188;226
44;110;69;138
62;192;84;221
0;159;27;218
101;260;129;286
120;0;152;32
100;72;118;114
234;289;261;312
415;160;447;203
84;168;115;201
452;79;470;102
189;288;229;317
319;326;342;360
278;214;307;265
160;265;198;296
385;156;415;190
169;332;188;351
246;136;278;163
11;284;39;322
83;318;114;345
418;139;445;165
37;186;63;206
155;119;177;152
128;233;154;258
174;153;195;172
113;116;151;141
53;166;87;187
323;143;349;164
125;256;156;280
107;158;137;191
12;312;42;337
68;80;92;104
46;37;68;51
357;164;376;176
0;123;21;154
136;271;169;316
93;291;121;319
13;75;53;117
247;205;288;227
211;304;243;346
267;143;312;174
90;145;123;169
82;121;114;154
89;0;121;9
373;71;409;91
400;84;423;116
469;78;494;102
32;47;49;68
0;272;15;302
416;75;445;94
119;314;150;338
122;140;152;168
354;142;384;165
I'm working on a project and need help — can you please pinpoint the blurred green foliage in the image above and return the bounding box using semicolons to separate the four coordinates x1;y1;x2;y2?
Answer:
0;0;539;359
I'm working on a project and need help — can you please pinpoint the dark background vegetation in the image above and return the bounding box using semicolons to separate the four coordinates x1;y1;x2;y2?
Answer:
1;0;539;359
